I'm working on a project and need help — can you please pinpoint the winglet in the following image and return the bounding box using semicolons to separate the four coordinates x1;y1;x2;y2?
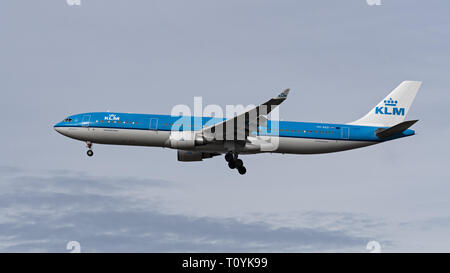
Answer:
276;88;290;99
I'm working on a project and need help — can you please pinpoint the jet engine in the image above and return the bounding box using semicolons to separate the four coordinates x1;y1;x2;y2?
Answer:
177;150;214;162
169;131;205;149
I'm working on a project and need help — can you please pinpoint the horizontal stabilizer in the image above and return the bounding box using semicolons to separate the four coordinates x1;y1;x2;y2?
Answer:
375;120;418;139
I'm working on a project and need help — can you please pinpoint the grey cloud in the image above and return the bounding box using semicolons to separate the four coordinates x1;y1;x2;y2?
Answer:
0;167;368;252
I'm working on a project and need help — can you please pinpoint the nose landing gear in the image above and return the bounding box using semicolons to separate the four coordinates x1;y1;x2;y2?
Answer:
86;141;94;157
225;152;247;175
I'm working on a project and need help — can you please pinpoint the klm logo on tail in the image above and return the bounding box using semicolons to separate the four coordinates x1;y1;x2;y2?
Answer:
375;98;405;116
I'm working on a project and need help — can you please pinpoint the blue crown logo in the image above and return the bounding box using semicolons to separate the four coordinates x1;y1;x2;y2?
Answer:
384;98;398;106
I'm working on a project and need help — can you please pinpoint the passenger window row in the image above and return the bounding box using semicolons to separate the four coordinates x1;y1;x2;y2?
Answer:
95;120;141;125
274;129;335;134
162;123;182;127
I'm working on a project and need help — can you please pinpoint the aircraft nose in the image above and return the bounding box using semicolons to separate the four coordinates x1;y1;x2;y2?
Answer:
54;123;64;134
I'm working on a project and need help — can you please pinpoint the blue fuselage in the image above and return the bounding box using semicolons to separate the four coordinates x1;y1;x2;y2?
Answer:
54;112;414;143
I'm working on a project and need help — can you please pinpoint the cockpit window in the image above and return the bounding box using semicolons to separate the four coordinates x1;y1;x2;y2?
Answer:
64;118;73;122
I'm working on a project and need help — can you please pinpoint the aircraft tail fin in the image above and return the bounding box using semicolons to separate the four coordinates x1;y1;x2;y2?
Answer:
349;81;421;127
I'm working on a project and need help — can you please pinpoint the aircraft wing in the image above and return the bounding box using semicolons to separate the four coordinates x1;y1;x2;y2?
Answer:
201;89;290;142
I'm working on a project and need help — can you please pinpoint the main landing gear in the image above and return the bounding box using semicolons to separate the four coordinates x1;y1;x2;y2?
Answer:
225;152;247;175
86;141;94;157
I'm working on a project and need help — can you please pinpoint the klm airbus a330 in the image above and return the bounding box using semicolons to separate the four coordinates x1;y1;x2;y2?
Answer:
54;81;421;175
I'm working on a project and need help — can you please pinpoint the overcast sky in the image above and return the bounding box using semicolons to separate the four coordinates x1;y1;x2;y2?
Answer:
0;0;450;252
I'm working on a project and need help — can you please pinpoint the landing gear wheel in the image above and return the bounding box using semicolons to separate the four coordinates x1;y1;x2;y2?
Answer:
87;150;94;157
225;153;233;162
235;159;244;168
238;166;247;175
228;161;236;169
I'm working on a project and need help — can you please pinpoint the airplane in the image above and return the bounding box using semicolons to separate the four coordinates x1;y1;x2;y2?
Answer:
54;81;421;175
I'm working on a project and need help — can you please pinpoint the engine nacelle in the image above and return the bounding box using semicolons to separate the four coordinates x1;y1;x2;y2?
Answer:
177;150;214;162
169;131;205;149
